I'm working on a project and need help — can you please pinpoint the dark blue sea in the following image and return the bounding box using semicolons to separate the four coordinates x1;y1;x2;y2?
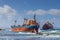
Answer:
0;29;60;40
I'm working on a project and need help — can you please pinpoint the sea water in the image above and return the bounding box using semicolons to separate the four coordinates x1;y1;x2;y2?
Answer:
0;30;60;40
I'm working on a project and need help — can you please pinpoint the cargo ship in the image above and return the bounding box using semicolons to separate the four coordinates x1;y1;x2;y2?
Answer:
11;14;39;33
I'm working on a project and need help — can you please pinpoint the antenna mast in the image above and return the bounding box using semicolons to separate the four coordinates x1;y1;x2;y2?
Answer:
14;20;17;25
34;14;36;22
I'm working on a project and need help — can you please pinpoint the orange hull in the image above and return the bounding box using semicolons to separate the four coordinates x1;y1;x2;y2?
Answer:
12;28;35;32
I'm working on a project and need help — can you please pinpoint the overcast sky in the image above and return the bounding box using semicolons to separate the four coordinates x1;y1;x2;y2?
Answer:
0;0;60;29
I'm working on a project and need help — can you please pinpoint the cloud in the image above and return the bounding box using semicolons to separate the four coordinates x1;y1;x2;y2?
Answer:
0;5;17;28
0;5;16;20
48;9;60;15
27;9;46;15
26;9;60;15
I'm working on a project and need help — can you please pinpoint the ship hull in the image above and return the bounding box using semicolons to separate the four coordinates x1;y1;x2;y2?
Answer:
12;28;35;32
11;25;39;33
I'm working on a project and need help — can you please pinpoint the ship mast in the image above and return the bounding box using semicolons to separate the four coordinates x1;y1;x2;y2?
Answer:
14;20;17;26
22;18;28;26
34;14;36;22
24;18;27;24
